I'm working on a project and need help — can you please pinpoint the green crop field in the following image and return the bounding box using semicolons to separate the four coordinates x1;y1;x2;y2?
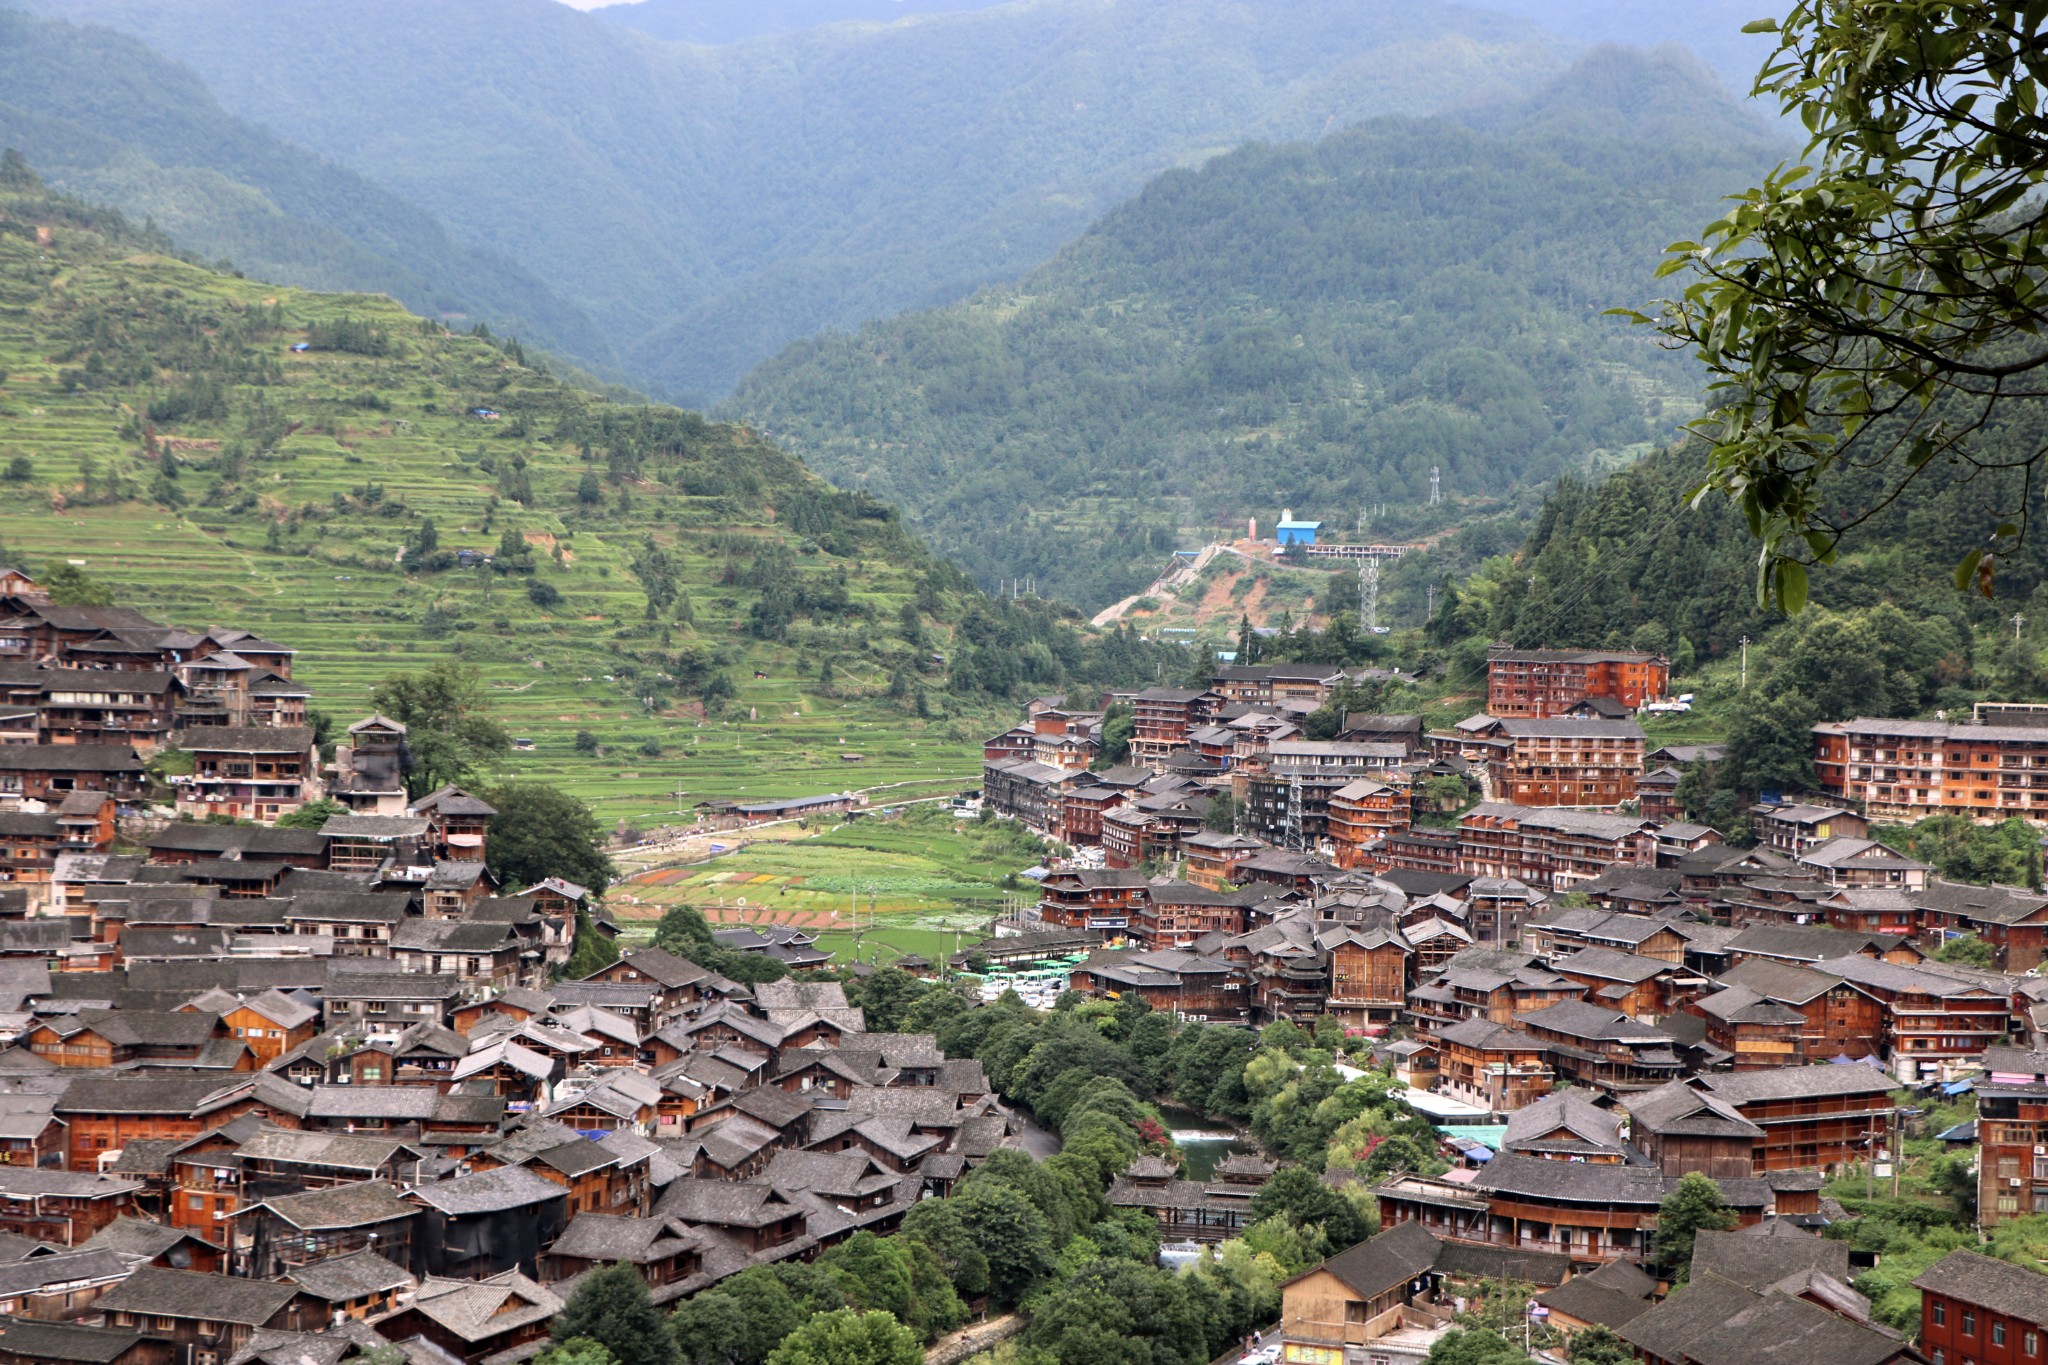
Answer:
0;179;1002;825
611;806;1041;963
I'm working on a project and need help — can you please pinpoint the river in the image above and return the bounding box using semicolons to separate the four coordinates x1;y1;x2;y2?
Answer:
1155;1102;1251;1181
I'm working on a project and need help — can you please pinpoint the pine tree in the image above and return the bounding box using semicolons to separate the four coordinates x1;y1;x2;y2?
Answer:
563;906;621;980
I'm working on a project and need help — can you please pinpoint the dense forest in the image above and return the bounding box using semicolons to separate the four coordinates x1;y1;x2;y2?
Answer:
729;48;1785;606
11;0;1572;400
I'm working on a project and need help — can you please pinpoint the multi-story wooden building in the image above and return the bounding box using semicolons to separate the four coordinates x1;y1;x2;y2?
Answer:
1035;868;1149;934
173;726;320;822
1913;882;2048;972
1485;649;1669;720
1128;687;1218;767
1320;923;1411;1028
0;744;147;807
1814;716;2048;822
1456;803;1656;889
1327;779;1410;869
1973;1046;2048;1225
1751;802;1870;855
1180;831;1266;890
36;671;183;749
1710;957;1887;1062
1914;1248;2048;1365
1130;882;1263;949
1435;717;1646;809
1686;1065;1896;1172
1209;664;1347;708
1513;1001;1685;1094
1433;1018;1554;1114
1809;953;2013;1069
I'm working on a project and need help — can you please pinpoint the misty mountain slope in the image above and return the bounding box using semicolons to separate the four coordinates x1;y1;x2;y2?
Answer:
0;7;613;368
591;0;1013;45
10;0;1573;400
727;48;1788;608
1475;0;1779;91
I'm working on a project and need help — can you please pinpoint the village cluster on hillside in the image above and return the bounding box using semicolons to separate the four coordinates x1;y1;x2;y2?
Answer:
978;652;2048;1264
0;572;1018;1365
0;554;2041;1365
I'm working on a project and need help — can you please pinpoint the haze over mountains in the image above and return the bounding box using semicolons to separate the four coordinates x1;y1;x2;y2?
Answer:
729;47;1787;607
6;0;1695;402
588;0;1015;45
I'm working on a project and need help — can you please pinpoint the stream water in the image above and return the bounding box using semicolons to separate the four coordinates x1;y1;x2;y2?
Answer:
1155;1102;1251;1181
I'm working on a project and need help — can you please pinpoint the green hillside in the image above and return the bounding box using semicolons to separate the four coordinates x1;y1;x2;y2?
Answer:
0;8;612;376
12;0;1571;400
727;48;1787;608
0;163;1150;826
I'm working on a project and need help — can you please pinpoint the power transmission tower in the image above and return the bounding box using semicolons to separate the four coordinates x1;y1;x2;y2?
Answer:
1283;773;1305;852
1429;467;1442;506
1359;557;1380;631
1426;583;1436;622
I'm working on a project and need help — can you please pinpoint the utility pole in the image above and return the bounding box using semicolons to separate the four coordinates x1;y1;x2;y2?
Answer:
2015;612;2026;640
1739;635;1751;689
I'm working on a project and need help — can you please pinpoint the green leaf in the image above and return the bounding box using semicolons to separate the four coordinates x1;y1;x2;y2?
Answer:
1956;548;1984;593
1741;18;1780;33
1776;559;1809;613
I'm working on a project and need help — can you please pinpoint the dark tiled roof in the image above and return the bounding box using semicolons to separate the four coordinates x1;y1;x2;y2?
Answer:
0;1317;153;1364
1691;1226;1848;1290
1912;1248;2048;1326
283;1248;414;1302
96;1265;299;1325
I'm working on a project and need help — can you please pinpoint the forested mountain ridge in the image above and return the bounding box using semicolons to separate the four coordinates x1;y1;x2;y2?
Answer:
0;8;613;375
10;0;1573;400
727;47;1787;608
0;162;1159;823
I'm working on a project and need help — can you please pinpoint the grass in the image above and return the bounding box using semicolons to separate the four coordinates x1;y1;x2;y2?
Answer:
610;806;1040;961
0;186;1000;825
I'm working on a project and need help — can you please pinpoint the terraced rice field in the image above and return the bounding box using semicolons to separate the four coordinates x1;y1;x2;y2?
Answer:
0;203;993;824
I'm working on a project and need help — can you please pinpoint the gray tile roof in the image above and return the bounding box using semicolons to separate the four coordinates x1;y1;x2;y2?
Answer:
1691;1226;1848;1291
96;1265;300;1326
1911;1248;2048;1326
281;1248;413;1302
408;1164;564;1215
256;1180;417;1231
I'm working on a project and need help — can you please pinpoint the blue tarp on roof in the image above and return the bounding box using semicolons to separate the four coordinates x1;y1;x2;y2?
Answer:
1936;1120;1977;1143
1943;1078;1976;1096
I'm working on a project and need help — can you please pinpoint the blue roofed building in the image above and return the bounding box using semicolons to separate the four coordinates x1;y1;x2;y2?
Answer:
1276;515;1321;547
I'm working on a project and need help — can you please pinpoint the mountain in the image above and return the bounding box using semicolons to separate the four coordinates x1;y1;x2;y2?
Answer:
0;162;1155;824
724;48;1787;608
0;8;614;374
9;0;1573;400
1475;0;1780;92
590;0;1012;45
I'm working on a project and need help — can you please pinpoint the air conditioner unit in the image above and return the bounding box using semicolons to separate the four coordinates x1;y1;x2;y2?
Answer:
2035;1146;2046;1156
2011;1177;2024;1188
213;1209;230;1220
